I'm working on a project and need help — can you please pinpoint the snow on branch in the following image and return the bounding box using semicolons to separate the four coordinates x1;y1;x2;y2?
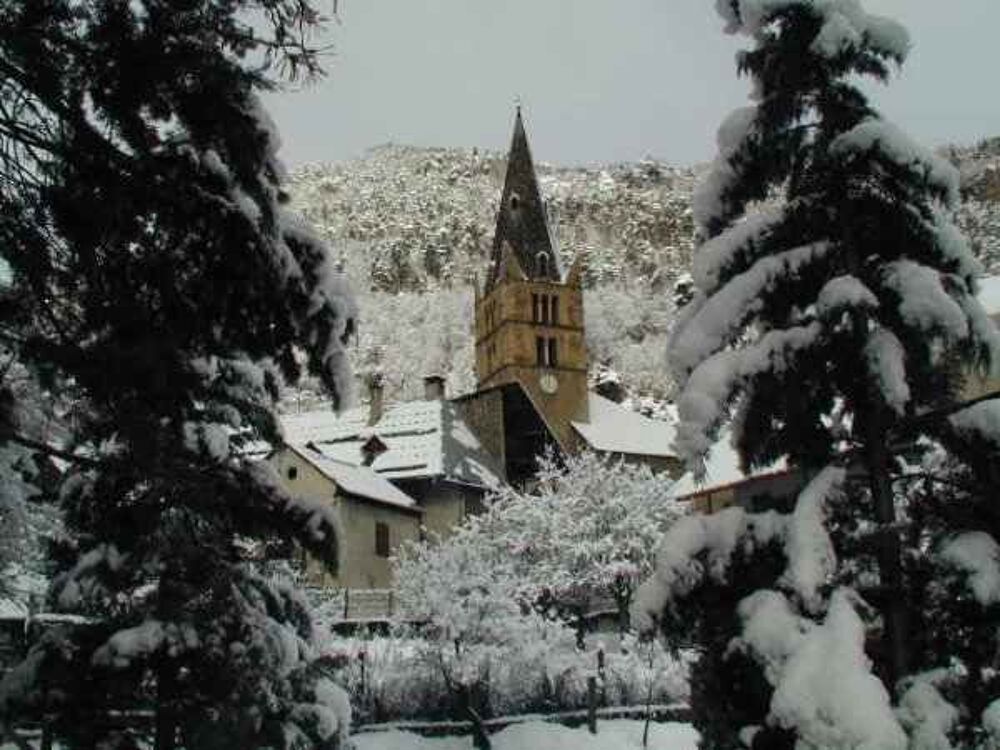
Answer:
780;467;845;612
939;531;1000;606
816;275;878;317
930;206;983;282
633;506;785;631
674;322;822;470
765;589;907;750
92;619;200;669
692;208;786;293
54;542;127;610
949;399;1000;448
831;118;960;208
279;207;359;406
896;672;960;750
671;242;828;376
955;289;1000;373
734;588;907;750
864;326;911;416
883;260;969;341
715;0;909;63
984;700;1000;748
693;106;759;235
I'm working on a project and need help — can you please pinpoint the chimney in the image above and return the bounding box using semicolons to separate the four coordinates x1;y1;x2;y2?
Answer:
366;372;385;427
424;375;446;401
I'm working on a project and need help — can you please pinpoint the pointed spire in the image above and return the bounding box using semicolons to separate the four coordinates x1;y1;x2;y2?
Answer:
486;108;559;290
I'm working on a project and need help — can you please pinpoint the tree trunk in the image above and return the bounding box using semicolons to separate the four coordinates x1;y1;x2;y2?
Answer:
863;395;908;690
846;243;908;691
154;664;176;750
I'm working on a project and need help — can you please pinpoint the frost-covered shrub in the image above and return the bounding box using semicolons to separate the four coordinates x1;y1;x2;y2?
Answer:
321;632;689;725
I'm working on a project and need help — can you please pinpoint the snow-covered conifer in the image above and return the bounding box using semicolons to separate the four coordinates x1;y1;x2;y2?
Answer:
639;2;1000;748
0;3;355;748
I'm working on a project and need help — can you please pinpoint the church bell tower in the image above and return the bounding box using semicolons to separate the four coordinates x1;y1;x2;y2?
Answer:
474;108;589;451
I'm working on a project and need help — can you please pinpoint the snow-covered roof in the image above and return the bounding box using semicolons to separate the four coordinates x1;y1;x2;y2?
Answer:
977;276;1000;318
668;431;788;500
0;597;27;621
289;445;418;511
281;399;504;488
571;393;679;459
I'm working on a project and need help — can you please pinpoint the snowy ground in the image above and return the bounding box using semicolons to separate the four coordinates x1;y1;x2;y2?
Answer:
351;720;699;750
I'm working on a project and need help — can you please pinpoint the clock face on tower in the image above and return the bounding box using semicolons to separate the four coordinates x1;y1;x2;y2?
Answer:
540;373;559;394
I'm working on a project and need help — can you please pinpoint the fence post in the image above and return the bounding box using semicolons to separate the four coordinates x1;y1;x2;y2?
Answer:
587;676;598;735
597;648;607;705
359;650;366;700
343;588;350;620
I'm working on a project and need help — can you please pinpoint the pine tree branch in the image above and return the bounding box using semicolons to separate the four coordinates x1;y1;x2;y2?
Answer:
890;471;982;495
0;427;99;468
893;389;1000;438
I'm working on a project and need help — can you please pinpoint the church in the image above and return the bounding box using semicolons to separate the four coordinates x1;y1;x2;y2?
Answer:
454;107;681;482
270;109;680;590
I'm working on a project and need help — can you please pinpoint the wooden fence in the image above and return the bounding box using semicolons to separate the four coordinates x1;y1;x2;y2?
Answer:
308;588;620;625
354;703;693;738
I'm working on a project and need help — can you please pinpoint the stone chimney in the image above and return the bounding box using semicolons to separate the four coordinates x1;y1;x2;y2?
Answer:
366;372;385;427
424;375;446;401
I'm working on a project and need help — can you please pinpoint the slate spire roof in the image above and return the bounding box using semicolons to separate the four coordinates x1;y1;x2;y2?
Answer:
487;107;561;290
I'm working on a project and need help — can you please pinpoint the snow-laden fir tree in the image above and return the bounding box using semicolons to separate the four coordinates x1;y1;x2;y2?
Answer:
637;2;1000;749
0;2;356;748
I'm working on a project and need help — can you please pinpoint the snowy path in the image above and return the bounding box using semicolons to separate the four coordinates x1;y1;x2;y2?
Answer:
352;719;699;750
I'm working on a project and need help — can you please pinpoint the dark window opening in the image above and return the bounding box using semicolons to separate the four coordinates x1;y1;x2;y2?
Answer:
287;466;298;480
510;193;520;210
532;293;540;323
550;296;559;325
536;336;546;366
537;253;549;277
548;338;558;367
375;522;390;558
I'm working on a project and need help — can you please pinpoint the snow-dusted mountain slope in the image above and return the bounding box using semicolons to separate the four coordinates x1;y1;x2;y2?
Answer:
284;141;1000;409
288;144;698;291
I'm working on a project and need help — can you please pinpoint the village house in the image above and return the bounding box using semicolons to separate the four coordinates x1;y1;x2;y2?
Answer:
269;444;423;589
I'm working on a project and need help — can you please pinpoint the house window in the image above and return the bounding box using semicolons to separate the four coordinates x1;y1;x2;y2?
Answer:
532;293;540;323
287;466;298;480
548;338;558;367
536;336;546;366
550;296;559;325
375;522;390;558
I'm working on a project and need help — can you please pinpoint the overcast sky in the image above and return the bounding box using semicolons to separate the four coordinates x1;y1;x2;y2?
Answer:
262;1;1000;169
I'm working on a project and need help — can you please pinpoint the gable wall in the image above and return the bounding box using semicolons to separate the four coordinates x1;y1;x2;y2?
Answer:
269;448;421;590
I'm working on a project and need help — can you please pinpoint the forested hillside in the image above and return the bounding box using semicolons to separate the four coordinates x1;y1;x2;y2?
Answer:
285;140;1000;408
